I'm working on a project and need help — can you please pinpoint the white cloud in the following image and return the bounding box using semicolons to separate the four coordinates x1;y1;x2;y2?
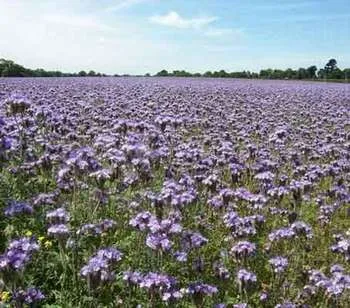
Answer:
149;11;217;30
106;0;149;12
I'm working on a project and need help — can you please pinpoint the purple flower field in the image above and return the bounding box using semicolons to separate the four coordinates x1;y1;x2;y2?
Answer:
0;77;349;307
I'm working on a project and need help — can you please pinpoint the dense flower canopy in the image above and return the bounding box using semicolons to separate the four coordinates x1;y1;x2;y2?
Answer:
0;77;349;307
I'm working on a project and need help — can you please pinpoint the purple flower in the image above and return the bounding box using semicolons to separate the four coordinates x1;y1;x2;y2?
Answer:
259;291;268;301
98;219;117;232
123;271;143;285
254;171;275;182
80;247;123;286
46;207;69;224
330;264;345;274
12;287;45;305
32;192;58;207
89;168;112;182
139;272;177;291
237;269;257;285
223;212;259;238
231;241;256;259
290;221;313;239
181;231;208;250
162;289;183;302
4;200;33;217
47;224;70;238
213;261;230;280
146;233;172;251
129;211;155;231
0;237;39;271
77;223;102;236
174;251;188;262
214;304;227;308
77;219;116;236
190;232;208;248
268;227;295;242
269;256;289;273
146;216;182;235
207;195;224;209
186;282;218;296
308;266;350;298
96;247;123;262
331;237;350;261
80;256;113;282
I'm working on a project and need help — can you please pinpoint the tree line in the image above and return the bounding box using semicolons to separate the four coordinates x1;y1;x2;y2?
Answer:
155;59;350;81
0;59;107;77
1;58;349;81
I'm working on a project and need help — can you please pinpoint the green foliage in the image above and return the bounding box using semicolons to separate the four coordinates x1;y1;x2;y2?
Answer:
1;58;350;81
306;66;317;79
78;71;87;77
153;58;349;81
325;58;337;73
156;69;169;77
0;59;105;77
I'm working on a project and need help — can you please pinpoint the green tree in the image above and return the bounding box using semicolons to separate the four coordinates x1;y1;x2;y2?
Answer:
218;70;228;78
259;69;273;79
306;66;317;79
285;68;297;79
297;68;307;80
156;69;169;77
343;68;350;81
328;68;343;79
325;59;337;73
317;68;326;79
203;71;213;77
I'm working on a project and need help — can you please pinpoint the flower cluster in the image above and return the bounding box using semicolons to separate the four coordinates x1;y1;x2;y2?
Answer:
130;212;182;252
77;219;117;236
12;287;45;305
80;247;123;286
331;234;350;261
123;271;182;302
4;200;34;217
308;266;350;297
0;237;39;271
269;256;289;273
46;207;70;239
231;241;257;260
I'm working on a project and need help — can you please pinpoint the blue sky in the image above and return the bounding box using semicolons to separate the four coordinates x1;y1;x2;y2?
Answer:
0;0;349;74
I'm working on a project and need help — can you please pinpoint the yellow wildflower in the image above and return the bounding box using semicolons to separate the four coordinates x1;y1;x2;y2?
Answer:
44;241;53;249
24;230;33;237
38;236;45;242
0;291;10;302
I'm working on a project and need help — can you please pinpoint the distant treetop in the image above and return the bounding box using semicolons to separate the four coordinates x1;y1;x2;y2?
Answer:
0;58;348;81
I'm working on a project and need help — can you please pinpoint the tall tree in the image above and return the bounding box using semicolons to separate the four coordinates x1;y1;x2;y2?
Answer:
325;59;337;73
156;70;169;77
306;66;317;79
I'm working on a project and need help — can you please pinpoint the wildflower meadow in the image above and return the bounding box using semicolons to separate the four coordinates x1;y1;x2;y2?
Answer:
0;77;349;307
